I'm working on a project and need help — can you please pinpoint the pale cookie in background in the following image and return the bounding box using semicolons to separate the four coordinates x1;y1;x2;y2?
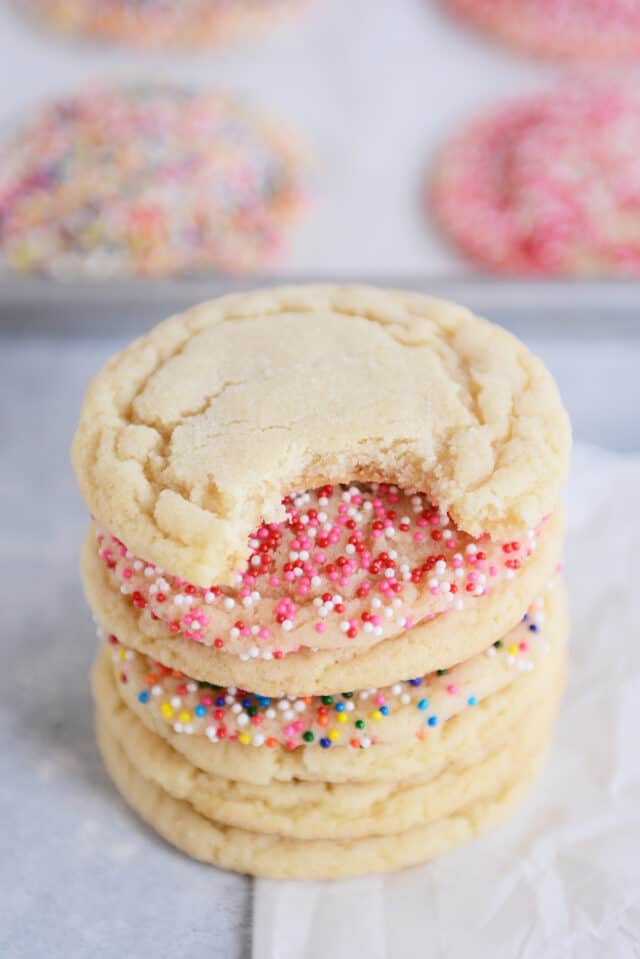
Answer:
97;720;548;879
82;511;564;695
71;285;570;587
23;0;307;49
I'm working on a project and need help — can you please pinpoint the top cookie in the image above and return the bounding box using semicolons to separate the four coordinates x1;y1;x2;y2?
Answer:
71;285;570;586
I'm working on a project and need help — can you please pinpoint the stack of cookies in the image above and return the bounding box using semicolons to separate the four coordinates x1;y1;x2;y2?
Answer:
73;285;570;879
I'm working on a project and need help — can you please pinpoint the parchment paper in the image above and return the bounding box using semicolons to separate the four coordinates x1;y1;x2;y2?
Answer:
253;445;640;959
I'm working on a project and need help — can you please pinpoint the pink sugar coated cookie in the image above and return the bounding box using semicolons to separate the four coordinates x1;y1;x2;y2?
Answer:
26;0;305;49
0;85;306;279
431;86;640;276
97;482;544;661
444;0;640;61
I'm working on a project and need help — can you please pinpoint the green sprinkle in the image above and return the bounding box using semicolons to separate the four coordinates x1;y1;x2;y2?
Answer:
355;719;365;730
302;731;314;743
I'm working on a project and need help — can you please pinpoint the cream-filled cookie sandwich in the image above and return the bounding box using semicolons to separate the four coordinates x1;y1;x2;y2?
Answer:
73;285;570;876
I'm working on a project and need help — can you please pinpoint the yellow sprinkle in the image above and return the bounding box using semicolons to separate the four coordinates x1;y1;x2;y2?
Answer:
508;644;519;656
328;729;340;741
370;710;382;721
119;649;127;661
178;711;192;724
239;733;251;745
161;702;174;719
337;713;348;724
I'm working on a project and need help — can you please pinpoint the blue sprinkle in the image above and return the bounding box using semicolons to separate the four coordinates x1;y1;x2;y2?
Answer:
194;705;206;717
138;691;149;704
467;696;478;707
319;737;331;749
242;697;253;709
335;702;346;712
417;698;429;711
257;696;271;707
380;705;389;715
215;696;226;707
528;624;539;633
522;613;529;621
409;677;423;687
427;715;439;727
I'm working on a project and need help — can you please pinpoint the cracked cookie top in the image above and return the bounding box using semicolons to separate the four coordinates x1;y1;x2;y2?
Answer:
71;285;570;585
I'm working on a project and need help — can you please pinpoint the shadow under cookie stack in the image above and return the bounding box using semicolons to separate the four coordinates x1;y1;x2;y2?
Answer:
72;285;571;879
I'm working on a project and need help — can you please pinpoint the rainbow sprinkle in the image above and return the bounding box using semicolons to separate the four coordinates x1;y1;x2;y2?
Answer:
107;590;552;750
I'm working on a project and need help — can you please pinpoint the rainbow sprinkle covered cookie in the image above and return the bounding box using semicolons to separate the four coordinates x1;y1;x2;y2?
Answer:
0;86;305;279
24;0;306;49
73;284;571;878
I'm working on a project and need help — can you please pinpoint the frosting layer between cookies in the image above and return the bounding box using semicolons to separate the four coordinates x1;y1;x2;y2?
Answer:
95;482;547;660
106;583;560;751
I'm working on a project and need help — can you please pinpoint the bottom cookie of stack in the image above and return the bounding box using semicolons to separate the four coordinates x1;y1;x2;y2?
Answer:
91;584;567;879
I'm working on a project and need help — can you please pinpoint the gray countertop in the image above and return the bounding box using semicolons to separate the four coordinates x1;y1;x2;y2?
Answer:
1;338;252;959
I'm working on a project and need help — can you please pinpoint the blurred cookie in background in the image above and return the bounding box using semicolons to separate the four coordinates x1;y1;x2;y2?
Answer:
430;86;640;276
442;0;640;62
0;85;308;280
22;0;307;49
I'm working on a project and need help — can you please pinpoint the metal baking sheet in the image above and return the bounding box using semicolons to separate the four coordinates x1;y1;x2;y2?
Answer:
2;276;639;453
1;274;639;335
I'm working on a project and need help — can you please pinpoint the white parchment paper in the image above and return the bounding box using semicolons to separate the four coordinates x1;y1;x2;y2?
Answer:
253;445;640;959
